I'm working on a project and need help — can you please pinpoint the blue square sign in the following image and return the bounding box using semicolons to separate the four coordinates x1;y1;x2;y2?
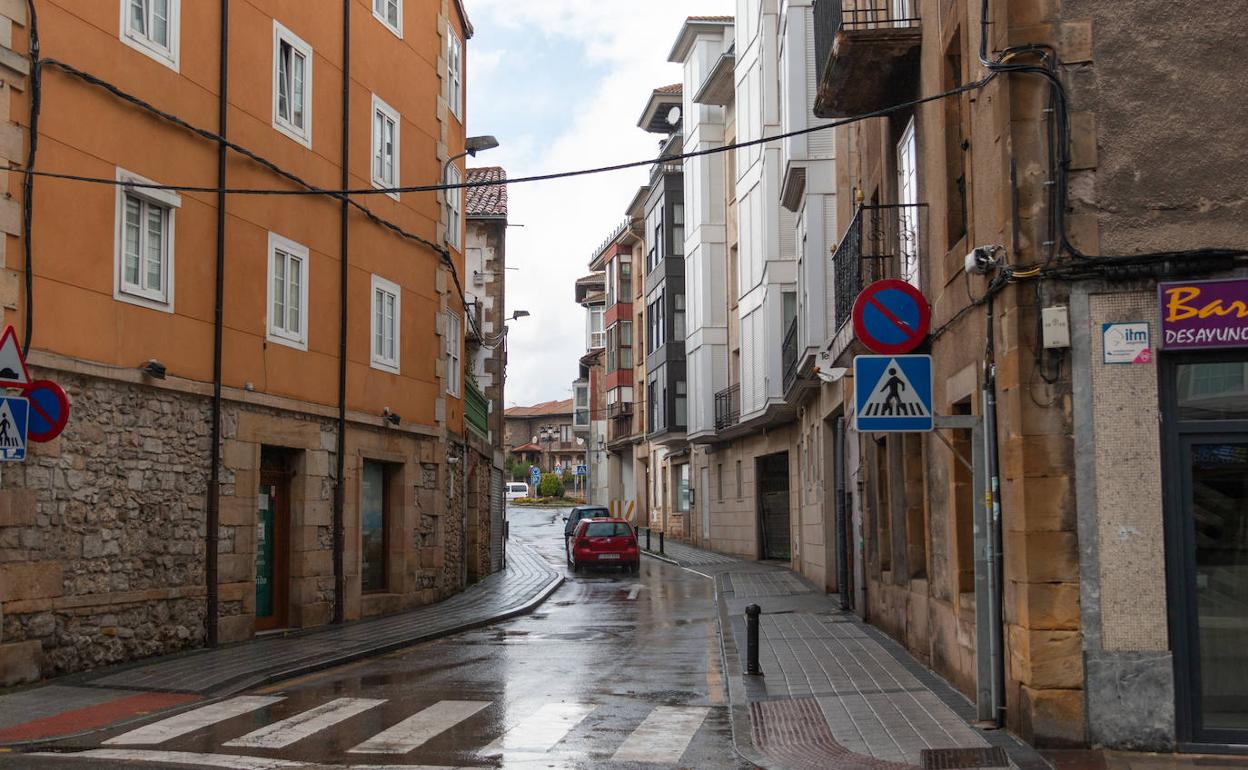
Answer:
853;355;934;433
0;396;29;461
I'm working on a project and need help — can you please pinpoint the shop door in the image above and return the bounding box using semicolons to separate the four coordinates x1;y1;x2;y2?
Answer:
757;453;791;561
1166;355;1248;745
255;469;290;632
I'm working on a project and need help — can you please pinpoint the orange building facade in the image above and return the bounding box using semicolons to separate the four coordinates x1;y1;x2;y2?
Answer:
0;0;498;684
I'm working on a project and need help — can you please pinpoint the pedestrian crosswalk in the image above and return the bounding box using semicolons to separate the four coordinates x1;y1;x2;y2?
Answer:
48;695;715;768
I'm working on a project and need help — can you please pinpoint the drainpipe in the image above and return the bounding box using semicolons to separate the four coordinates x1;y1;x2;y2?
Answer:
332;0;350;625
835;417;851;612
982;293;1006;728
205;0;229;649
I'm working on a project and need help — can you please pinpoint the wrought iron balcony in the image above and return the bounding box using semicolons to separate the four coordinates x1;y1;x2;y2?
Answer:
832;203;927;331
782;317;800;394
714;383;741;432
814;0;922;118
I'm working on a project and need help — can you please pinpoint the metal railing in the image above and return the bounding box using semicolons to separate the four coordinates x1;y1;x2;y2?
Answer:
782;317;800;394
714;383;741;431
814;0;921;78
842;0;920;30
832;203;926;331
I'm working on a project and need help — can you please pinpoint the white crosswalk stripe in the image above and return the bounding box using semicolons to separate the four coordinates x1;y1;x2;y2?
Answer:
103;696;285;746
347;699;492;754
32;750;490;769
479;701;596;755
610;705;710;764
224;697;385;749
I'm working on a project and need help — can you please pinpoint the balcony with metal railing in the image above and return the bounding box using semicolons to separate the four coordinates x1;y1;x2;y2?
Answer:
832;203;927;332
814;0;922;118
714;383;741;432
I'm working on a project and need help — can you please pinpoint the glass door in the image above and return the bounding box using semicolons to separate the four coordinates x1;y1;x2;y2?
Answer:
1167;353;1248;745
1181;436;1248;739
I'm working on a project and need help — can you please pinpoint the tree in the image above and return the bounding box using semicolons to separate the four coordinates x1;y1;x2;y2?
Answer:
538;472;564;498
505;456;527;481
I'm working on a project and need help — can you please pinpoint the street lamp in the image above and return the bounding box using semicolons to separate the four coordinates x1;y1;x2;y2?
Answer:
442;135;500;221
508;310;530;321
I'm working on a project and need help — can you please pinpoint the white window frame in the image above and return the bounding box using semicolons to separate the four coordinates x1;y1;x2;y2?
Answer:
372;0;402;38
370;275;401;373
114;167;180;313
446;25;463;121
897;116;920;288
589;306;605;349
120;0;180;70
446;165;463;249
272;20;313;148
371;94;401;199
267;232;309;350
445;311;462;397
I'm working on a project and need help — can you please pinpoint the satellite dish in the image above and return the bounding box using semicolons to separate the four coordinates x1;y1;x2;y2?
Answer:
531;435;537;443
666;105;682;126
576;437;585;446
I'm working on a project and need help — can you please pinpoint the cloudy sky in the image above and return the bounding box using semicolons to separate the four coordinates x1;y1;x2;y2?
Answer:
465;0;734;408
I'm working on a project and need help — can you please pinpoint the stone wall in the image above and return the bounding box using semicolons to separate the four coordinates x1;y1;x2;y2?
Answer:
0;364;472;685
1;369;211;679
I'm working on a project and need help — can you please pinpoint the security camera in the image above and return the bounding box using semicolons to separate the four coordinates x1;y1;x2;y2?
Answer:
964;245;1001;275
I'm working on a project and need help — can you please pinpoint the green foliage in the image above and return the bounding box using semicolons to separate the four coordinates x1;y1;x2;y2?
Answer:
538;472;564;498
504;456;527;481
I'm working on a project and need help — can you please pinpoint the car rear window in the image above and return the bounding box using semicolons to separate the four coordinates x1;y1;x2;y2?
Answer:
575;508;609;519
584;522;633;537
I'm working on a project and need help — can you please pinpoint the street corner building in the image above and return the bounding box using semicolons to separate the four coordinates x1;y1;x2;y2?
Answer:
0;0;508;687
578;0;1248;758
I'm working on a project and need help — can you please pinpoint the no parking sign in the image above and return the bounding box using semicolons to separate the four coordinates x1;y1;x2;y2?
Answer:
23;380;70;443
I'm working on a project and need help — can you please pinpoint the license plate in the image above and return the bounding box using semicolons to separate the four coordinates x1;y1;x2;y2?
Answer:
598;553;621;560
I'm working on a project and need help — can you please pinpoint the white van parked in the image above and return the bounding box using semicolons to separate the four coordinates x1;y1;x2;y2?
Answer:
505;482;530;501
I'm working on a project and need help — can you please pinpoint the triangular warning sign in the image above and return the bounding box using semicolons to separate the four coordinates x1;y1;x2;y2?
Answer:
859;358;931;419
0;327;28;387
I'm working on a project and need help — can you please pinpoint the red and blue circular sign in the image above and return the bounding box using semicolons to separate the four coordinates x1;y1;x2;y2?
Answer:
852;280;931;355
22;380;69;443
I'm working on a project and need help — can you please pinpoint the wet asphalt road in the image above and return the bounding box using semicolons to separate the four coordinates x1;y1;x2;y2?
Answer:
11;506;751;769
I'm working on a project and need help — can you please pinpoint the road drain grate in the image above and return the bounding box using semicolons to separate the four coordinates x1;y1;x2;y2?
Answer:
920;747;1009;769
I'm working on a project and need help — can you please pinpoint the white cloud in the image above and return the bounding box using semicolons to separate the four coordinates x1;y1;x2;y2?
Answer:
467;0;734;407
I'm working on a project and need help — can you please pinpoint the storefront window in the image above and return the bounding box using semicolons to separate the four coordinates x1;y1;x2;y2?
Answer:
1178;362;1248;420
361;461;387;593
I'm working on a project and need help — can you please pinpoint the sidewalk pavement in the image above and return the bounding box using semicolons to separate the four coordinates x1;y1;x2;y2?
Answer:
643;541;1050;770
0;541;561;747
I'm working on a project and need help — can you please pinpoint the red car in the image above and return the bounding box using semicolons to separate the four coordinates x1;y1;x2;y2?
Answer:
569;518;640;574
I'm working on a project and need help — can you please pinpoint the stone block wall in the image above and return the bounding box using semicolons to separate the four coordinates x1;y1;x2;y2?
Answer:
1;369;211;680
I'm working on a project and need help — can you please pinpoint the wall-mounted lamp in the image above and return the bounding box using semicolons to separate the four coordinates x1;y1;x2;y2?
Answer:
382;407;401;426
140;359;167;380
815;367;850;384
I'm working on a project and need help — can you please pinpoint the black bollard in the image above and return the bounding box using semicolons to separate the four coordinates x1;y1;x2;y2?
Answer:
646;528;652;551
745;604;762;675
659;531;665;555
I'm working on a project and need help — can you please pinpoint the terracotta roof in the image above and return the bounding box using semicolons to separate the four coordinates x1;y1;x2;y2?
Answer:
655;83;683;94
510;443;541;453
505;398;573;418
466;166;507;218
688;15;733;22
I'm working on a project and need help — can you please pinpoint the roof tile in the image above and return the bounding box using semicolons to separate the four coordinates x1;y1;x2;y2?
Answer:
466;166;508;217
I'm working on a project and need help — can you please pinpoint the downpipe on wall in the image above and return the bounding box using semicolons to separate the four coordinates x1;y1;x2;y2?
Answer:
982;293;1006;728
332;0;350;625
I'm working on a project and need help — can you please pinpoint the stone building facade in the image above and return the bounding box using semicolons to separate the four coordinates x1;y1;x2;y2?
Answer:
0;0;499;686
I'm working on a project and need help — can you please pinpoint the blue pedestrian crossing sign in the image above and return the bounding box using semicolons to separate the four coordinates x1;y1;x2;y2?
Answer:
0;396;29;461
853;355;933;433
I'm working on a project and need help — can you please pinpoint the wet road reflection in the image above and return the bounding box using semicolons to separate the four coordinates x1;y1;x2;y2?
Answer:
25;506;750;769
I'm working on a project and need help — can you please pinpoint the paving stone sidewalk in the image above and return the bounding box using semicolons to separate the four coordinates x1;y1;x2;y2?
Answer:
654;539;1049;770
0;541;560;745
